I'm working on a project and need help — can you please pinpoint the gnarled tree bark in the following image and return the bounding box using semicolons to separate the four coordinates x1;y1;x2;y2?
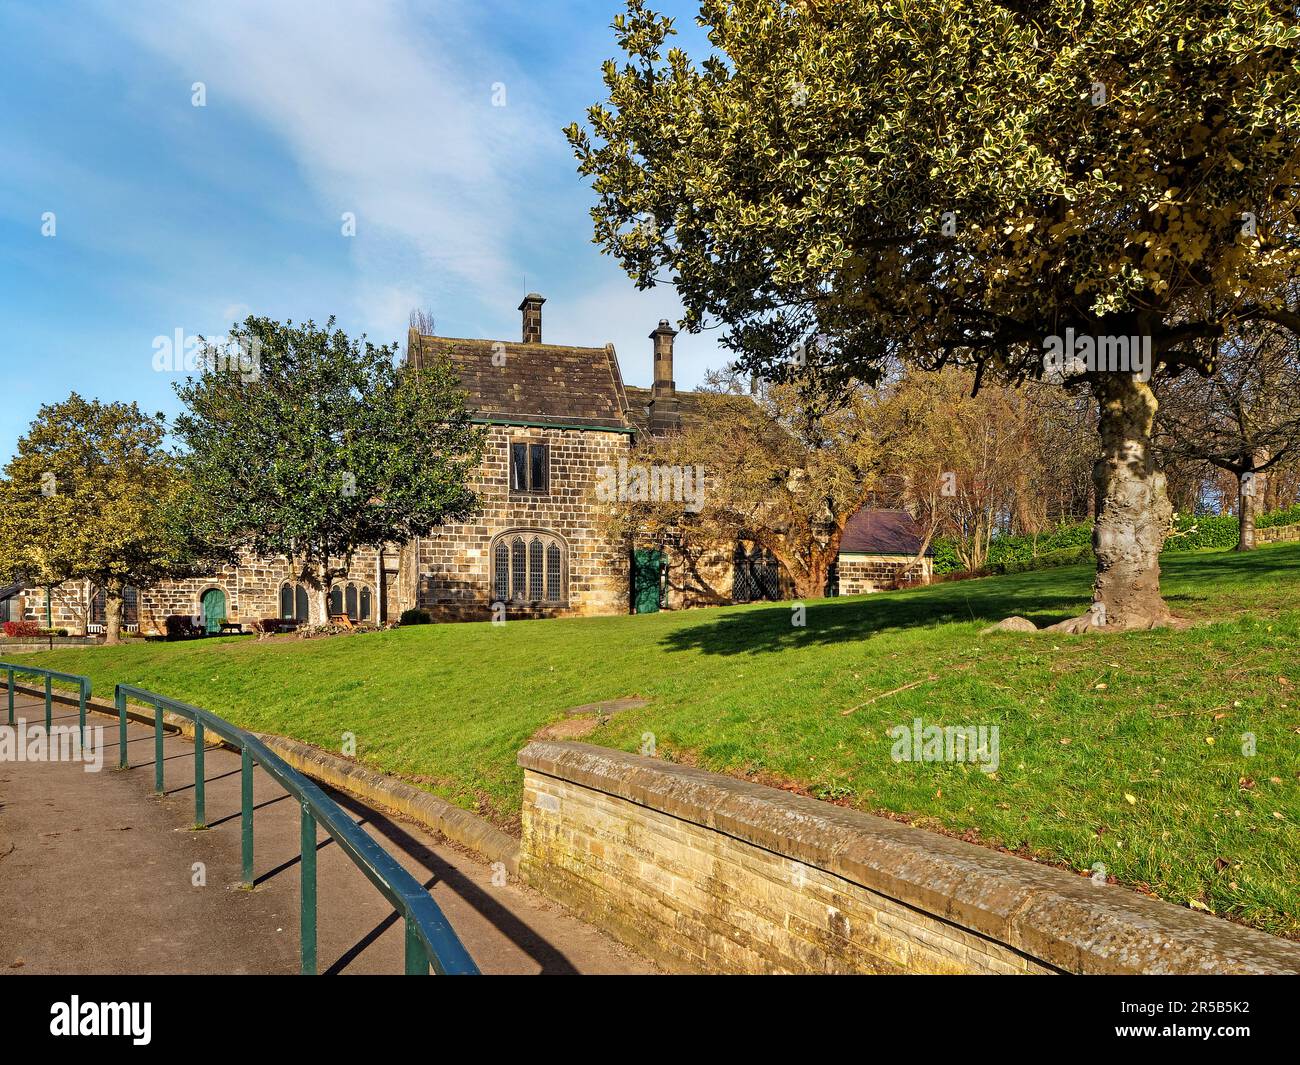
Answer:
1087;373;1175;629
103;579;125;645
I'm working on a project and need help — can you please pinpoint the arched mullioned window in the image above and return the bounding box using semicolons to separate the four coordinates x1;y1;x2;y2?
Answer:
529;539;544;599
492;531;567;605
324;582;373;622
546;543;561;602
511;538;526;599
494;542;510;601
280;583;310;621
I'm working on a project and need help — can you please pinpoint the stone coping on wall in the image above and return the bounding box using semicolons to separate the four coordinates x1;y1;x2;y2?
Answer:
518;740;1300;975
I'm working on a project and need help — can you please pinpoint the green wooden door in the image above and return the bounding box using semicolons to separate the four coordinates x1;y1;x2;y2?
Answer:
201;589;226;634
632;549;664;614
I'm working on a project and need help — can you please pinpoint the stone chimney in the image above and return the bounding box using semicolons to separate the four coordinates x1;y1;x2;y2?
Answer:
649;319;681;434
519;293;545;344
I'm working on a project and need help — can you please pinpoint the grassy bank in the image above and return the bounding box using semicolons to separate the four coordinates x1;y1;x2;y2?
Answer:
16;543;1300;937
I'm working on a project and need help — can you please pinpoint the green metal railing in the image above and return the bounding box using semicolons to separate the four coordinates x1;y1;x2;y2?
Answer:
114;683;479;976
2;662;91;741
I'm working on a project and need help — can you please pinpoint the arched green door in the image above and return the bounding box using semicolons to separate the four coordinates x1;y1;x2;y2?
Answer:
201;589;226;635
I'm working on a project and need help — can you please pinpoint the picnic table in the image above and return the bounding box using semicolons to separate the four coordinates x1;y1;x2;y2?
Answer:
219;622;244;635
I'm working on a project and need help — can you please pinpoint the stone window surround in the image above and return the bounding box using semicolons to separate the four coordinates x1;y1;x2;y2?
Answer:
508;437;551;498
491;528;569;607
327;580;375;622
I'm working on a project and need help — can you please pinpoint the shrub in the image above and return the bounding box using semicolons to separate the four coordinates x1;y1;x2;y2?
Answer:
1258;503;1300;529
399;608;433;625
933;503;1300;577
163;615;201;638
994;545;1093;575
2;620;44;639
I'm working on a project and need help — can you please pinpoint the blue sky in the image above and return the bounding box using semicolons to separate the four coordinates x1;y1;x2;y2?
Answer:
0;0;725;462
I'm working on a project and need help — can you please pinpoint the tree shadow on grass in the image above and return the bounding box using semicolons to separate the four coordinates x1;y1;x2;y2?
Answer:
658;546;1300;658
659;575;1089;658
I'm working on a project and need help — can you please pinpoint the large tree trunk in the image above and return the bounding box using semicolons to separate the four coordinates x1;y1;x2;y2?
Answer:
793;557;830;600
299;559;332;624
311;583;330;624
1236;452;1266;552
396;536;421;614
1237;470;1258;551
103;580;125;645
1088;374;1174;629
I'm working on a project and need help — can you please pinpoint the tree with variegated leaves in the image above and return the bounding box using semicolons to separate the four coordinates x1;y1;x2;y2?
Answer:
568;0;1300;630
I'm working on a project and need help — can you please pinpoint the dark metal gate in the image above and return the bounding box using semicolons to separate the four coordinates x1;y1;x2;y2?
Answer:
732;545;782;602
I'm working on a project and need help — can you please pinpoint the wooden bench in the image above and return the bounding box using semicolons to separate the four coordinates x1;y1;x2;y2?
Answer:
328;613;355;629
254;618;300;634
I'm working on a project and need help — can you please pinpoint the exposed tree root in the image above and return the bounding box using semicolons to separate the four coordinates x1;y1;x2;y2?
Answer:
980;611;1195;635
1041;610;1192;634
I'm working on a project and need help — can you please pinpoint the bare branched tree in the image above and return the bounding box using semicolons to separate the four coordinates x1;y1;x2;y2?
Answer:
1157;320;1300;550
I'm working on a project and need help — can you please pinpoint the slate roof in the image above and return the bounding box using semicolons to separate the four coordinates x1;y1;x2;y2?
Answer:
623;386;763;435
839;509;932;557
411;335;633;431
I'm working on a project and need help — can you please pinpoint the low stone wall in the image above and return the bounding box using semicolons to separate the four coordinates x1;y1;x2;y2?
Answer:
518;741;1300;975
837;553;932;595
0;637;99;654
1257;522;1300;544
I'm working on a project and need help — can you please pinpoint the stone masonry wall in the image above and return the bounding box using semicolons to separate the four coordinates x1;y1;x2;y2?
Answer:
518;741;1300;975
416;424;630;619
1256;523;1300;544
27;548;387;636
838;554;931;596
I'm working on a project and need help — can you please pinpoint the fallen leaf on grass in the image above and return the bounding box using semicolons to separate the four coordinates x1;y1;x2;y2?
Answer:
1124;793;1137;805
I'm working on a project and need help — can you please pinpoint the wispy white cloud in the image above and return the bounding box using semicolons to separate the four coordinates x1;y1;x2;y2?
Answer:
102;0;555;312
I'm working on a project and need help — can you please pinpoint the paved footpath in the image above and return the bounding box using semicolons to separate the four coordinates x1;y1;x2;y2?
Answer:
0;691;652;975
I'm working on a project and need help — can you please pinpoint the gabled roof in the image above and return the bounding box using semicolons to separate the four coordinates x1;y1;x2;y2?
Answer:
410;334;633;432
623;386;763;435
840;509;932;557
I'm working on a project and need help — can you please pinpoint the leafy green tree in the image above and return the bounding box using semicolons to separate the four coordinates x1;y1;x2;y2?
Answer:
568;0;1300;630
173;316;483;622
0;395;190;643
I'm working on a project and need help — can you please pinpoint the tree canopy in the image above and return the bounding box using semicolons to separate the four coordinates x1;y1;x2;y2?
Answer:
173;316;484;622
569;0;1300;629
0;394;190;642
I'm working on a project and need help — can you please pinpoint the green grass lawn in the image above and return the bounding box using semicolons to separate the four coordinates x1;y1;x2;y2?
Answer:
14;544;1300;937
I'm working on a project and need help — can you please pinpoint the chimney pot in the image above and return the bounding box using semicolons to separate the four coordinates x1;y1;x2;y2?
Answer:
649;318;680;434
518;293;545;343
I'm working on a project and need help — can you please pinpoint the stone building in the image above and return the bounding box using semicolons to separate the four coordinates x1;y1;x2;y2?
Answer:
9;296;922;636
833;508;933;595
15;297;715;633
